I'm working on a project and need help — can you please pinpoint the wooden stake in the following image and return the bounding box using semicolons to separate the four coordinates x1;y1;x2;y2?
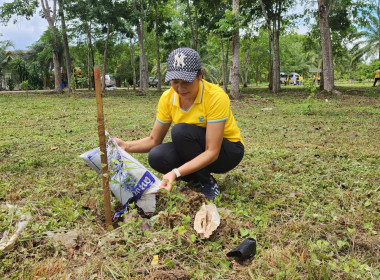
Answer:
94;66;112;227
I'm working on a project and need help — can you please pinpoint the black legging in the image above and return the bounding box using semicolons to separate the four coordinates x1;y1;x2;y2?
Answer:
148;123;244;183
373;78;380;87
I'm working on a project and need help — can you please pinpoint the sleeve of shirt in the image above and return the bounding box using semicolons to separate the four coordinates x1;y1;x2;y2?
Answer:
156;91;172;124
207;90;230;123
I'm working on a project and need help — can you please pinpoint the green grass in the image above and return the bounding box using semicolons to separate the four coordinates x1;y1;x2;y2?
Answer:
0;86;379;279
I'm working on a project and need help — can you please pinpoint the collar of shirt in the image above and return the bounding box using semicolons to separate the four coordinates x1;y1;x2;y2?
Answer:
172;80;204;107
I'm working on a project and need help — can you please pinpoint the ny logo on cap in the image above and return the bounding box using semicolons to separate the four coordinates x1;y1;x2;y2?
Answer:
173;52;187;68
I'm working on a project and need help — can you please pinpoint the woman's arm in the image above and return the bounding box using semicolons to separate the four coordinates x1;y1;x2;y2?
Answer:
115;121;171;153
160;121;225;190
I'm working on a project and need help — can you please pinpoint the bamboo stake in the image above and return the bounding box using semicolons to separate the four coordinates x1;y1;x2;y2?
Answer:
94;66;112;227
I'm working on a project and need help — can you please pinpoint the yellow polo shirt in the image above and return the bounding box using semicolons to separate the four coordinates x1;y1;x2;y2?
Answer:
375;70;380;78
156;79;244;145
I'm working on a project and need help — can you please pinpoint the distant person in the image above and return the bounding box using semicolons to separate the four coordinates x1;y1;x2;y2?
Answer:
295;76;300;86
373;67;380;87
299;75;303;85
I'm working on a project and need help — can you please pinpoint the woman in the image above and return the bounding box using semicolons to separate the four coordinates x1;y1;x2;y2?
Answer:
115;47;244;199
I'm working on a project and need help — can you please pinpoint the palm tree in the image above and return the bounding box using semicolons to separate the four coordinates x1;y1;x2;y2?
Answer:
351;3;380;63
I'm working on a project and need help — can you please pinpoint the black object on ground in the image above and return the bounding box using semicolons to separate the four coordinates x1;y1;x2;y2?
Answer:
227;238;257;261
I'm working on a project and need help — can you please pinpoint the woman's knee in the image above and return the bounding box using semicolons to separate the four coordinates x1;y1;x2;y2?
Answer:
148;146;165;171
171;123;190;142
148;143;180;173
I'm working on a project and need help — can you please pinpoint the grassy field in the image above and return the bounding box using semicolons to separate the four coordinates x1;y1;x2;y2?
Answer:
0;85;379;279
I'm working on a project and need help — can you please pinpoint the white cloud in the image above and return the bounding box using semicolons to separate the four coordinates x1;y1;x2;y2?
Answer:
0;1;48;50
295;25;310;35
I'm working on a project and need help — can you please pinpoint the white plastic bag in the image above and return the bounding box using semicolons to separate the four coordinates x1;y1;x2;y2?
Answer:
80;133;161;216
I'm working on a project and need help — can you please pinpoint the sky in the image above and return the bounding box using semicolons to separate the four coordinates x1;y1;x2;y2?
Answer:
0;0;48;50
0;0;311;51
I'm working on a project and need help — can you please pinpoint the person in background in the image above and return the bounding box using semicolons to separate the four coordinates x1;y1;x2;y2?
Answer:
373;67;380;87
115;47;244;200
299;75;303;85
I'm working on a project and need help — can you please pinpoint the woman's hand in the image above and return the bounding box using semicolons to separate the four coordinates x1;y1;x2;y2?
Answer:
114;137;128;151
159;171;177;192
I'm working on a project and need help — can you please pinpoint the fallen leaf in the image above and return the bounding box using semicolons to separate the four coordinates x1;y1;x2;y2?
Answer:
82;198;97;211
123;212;139;224
140;221;152;234
50;146;58;151
46;230;79;249
151;255;159;266
8;193;21;201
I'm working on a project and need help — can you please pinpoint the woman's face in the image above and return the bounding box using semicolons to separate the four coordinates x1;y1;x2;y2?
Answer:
170;75;201;100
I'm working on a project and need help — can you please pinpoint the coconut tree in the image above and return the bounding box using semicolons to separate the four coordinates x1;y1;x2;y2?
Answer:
351;2;380;63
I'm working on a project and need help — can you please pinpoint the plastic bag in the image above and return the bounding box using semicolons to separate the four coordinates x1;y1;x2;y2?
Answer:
80;133;161;216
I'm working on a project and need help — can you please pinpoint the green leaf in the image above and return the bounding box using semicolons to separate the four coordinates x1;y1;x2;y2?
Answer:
364;200;371;207
177;226;187;235
182;215;191;224
190;234;197;242
172;225;179;232
111;158;119;164
164;258;174;268
347;227;355;233
219;259;231;270
337;240;348;249
239;228;249;237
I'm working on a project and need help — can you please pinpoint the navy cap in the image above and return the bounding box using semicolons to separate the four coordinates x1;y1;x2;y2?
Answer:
165;47;202;82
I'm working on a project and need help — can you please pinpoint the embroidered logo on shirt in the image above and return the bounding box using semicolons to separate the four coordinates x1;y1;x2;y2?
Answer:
198;116;204;122
173;53;187;68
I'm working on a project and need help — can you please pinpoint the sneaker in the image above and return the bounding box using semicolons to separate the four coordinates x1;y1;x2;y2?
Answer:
200;177;220;200
179;179;202;192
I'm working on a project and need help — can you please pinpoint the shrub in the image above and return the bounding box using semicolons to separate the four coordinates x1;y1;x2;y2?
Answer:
20;80;32;90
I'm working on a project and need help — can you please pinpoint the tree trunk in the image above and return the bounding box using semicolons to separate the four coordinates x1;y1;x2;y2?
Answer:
41;0;62;93
220;34;228;92
102;22;111;92
378;0;380;59
268;37;273;90
225;38;230;91
155;0;161;91
133;0;148;92
87;23;93;91
255;63;259;86
230;0;240;99
130;40;137;91
318;0;334;92
186;0;197;50
58;0;71;93
319;61;324;90
260;0;280;93
244;50;249;87
273;1;281;92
